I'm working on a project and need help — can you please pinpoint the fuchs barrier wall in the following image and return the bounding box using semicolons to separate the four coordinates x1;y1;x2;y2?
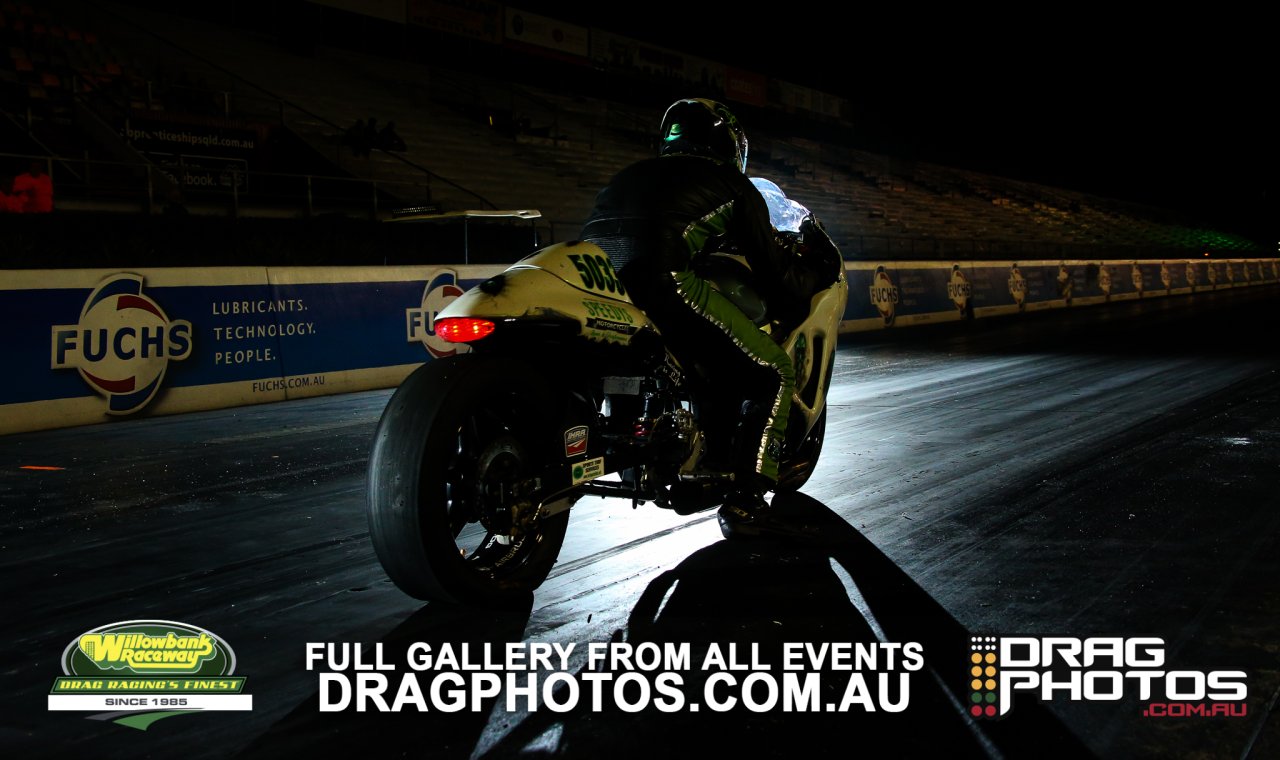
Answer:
2;258;1276;434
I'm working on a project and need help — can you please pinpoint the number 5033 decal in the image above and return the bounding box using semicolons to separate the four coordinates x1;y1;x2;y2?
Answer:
567;254;626;296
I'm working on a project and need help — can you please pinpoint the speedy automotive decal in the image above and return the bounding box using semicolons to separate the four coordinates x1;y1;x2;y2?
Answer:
407;270;469;359
50;274;192;414
566;253;626;296
571;456;605;485
564;426;588;457
49;619;252;729
869;266;899;325
582;298;638;342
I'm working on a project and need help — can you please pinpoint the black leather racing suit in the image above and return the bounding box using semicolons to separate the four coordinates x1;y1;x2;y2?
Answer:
580;153;795;485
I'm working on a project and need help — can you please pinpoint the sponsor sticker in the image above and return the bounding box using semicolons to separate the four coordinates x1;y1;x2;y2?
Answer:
564;425;588;457
571;456;605;485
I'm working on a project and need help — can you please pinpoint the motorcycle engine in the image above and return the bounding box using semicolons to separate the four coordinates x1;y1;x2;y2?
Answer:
652;408;702;474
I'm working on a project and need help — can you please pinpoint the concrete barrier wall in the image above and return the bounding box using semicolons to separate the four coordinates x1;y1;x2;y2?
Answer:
2;258;1276;434
839;259;1278;331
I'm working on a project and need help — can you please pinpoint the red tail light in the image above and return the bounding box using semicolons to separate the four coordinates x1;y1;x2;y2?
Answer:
436;317;495;343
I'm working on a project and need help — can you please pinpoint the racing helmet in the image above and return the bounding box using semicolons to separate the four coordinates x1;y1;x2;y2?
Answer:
659;98;748;173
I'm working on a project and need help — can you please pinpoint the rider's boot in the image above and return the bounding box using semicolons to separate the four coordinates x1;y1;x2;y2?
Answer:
716;482;824;542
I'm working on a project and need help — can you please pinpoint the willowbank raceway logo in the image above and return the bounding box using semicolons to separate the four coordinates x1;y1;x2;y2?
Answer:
869;265;899;326
407;270;469;359
49;620;252;730
965;636;1247;720
50;274;192;414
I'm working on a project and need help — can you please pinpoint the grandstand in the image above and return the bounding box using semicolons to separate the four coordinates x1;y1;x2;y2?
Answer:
0;0;1262;267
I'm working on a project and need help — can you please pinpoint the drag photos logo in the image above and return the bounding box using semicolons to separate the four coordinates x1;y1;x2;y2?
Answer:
966;636;1247;719
50;274;192;414
49;620;252;730
406;270;468;358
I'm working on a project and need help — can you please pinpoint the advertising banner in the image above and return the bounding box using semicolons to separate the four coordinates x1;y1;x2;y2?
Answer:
503;7;589;60
406;0;501;43
0;265;502;435
2;259;1274;434
838;258;1277;329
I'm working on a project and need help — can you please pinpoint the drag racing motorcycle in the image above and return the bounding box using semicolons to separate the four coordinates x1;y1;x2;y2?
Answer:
366;182;848;604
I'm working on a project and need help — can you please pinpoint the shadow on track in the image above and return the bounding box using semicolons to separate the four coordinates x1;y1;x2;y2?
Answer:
484;493;1095;758
235;495;1095;759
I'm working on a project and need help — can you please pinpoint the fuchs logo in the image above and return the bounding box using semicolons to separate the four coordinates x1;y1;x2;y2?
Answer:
1160;262;1172;292
406;270;468;359
966;635;1246;720
869;266;898;325
49;620;251;729
1007;264;1026;310
564;425;588;457
50;274;192;415
1055;263;1072;302
1131;263;1144;294
1186;262;1198;292
948;265;971;313
1098;265;1113;298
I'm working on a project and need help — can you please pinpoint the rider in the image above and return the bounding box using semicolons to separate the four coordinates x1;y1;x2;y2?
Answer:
580;98;810;540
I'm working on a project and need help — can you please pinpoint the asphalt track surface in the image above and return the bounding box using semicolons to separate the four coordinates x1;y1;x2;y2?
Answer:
3;287;1278;759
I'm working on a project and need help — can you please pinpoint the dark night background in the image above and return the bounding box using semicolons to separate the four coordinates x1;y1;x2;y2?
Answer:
517;5;1274;239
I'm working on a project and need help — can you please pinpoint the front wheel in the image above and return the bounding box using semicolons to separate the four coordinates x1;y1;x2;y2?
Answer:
366;355;570;604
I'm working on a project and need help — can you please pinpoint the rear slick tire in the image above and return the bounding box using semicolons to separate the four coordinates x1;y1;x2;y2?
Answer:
366;354;569;604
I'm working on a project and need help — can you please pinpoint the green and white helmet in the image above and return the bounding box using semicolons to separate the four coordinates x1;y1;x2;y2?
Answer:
659;98;748;173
